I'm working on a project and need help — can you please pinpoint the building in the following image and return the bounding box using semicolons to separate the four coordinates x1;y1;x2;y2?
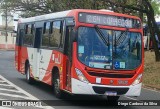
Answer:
0;12;16;49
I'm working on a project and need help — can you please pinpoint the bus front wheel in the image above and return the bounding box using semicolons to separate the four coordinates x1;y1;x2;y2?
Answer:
53;71;64;99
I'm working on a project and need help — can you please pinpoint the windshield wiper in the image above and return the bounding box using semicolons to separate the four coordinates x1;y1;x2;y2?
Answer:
94;25;110;47
115;28;129;46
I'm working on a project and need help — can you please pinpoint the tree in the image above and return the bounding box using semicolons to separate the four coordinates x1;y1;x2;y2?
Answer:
1;0;160;61
144;0;160;61
102;0;160;61
0;0;13;49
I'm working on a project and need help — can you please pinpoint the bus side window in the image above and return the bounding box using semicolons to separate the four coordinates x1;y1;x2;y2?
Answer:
60;21;64;48
16;27;19;45
23;24;34;46
42;22;50;47
50;20;62;48
17;24;24;46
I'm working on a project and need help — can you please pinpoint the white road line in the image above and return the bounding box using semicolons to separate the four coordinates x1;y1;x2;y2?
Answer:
0;88;21;93
142;87;160;93
0;107;13;109
0;75;54;109
124;96;143;103
0;80;5;82
124;96;139;101
0;81;7;83
0;98;7;100
0;93;30;100
0;75;37;100
0;84;12;87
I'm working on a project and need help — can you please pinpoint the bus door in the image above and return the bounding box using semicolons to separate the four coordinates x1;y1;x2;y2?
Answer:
64;18;75;91
32;22;43;79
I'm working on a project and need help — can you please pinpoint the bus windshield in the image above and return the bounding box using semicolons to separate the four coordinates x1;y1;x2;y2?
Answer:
77;27;142;70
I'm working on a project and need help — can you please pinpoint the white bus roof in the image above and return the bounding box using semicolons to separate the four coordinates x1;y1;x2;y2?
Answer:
19;10;71;23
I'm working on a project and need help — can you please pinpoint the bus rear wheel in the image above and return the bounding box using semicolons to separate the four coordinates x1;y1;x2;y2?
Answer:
25;64;33;84
53;71;64;99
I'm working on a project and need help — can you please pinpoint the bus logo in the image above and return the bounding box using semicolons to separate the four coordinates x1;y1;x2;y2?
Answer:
110;80;114;84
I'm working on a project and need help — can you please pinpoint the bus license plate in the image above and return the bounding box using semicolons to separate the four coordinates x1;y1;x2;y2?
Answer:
105;91;117;96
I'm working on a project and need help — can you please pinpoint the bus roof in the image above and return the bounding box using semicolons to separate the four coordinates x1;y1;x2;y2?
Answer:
19;10;72;23
18;9;140;24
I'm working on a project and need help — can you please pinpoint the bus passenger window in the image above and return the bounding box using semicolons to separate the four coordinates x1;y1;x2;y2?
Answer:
42;22;50;47
50;21;61;47
26;24;32;34
31;24;35;34
23;24;34;46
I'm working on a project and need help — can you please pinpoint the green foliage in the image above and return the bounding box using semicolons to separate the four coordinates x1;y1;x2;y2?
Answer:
0;0;160;19
151;0;160;15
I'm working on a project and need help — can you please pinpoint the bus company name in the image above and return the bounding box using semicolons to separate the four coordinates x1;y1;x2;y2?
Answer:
86;15;132;28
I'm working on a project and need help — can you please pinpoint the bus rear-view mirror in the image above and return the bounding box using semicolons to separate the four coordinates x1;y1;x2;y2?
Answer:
65;17;75;26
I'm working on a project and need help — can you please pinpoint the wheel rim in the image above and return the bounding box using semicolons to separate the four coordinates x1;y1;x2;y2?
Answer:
54;77;60;94
26;68;30;81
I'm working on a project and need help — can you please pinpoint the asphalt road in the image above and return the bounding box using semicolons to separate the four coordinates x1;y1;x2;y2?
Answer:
0;50;160;109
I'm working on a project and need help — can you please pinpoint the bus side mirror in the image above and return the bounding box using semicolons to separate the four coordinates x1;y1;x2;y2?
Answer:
65;17;75;27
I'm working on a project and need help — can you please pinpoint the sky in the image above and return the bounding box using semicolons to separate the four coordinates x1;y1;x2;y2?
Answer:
0;13;19;31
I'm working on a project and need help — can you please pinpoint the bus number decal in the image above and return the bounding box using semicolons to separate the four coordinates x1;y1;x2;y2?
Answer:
55;54;61;64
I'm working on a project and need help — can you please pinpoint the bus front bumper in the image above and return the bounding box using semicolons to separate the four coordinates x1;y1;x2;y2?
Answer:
71;78;142;96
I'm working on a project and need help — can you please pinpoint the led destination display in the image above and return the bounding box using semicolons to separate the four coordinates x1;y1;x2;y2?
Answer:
79;13;140;28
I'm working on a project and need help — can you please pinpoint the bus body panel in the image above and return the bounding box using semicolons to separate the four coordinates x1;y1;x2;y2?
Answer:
71;78;142;96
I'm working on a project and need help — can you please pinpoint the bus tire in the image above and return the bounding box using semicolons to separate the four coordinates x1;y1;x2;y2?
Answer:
53;70;64;99
25;64;33;84
107;96;120;101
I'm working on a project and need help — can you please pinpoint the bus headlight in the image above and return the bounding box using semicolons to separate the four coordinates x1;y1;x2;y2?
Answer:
132;74;142;86
75;68;89;83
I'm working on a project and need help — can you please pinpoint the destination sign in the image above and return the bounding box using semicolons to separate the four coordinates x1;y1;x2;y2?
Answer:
79;13;140;28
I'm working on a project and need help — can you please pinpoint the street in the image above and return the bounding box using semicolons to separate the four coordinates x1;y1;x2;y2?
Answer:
0;50;160;109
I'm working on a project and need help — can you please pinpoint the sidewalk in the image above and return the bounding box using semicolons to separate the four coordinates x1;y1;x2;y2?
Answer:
143;84;160;92
0;49;15;51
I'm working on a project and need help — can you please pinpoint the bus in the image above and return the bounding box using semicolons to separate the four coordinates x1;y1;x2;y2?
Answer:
15;9;144;100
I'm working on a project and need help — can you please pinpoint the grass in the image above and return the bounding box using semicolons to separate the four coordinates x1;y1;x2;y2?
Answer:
143;51;160;88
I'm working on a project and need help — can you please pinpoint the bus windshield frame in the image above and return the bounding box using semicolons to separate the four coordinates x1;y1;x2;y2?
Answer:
77;26;142;70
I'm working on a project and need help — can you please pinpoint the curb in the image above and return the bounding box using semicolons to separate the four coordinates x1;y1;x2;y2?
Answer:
0;49;15;51
142;84;160;92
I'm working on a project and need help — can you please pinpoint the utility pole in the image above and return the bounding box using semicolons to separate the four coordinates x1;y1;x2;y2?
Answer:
5;7;8;50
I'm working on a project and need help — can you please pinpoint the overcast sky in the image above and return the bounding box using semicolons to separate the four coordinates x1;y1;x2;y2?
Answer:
0;13;19;30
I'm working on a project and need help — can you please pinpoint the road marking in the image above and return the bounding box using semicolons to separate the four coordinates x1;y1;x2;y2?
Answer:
124;96;139;101
0;88;21;93
143;87;160;93
0;81;7;83
0;75;54;109
0;80;5;82
124;96;143;103
0;107;13;109
0;75;37;100
0;93;30;100
0;84;12;87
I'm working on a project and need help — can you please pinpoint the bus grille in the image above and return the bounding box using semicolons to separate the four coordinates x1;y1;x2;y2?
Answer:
88;72;134;78
92;86;129;95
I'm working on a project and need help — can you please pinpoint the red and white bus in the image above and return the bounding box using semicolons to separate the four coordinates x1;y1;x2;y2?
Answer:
15;9;144;100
